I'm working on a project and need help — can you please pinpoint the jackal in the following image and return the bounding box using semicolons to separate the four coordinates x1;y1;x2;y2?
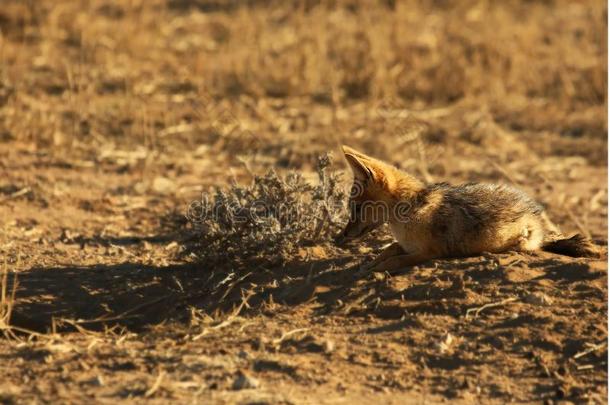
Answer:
336;145;601;272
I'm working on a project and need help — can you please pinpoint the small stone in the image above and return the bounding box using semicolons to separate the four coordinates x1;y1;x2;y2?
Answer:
232;371;259;390
524;292;553;306
194;144;210;157
323;340;335;354
133;181;148;194
358;246;373;254
437;333;454;353
152;176;176;195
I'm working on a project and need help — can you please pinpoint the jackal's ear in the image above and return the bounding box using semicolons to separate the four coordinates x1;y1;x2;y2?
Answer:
342;145;376;181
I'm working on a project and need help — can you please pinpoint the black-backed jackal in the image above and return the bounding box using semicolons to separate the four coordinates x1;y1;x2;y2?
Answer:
336;146;601;272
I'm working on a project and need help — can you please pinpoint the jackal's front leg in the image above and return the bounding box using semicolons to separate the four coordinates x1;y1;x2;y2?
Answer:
369;253;431;273
363;243;431;273
363;242;405;271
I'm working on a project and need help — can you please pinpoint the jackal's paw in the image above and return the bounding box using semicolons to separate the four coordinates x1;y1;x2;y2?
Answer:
361;259;396;274
364;254;427;274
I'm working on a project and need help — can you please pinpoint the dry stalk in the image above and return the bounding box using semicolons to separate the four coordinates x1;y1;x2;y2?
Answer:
573;342;607;360
465;297;519;320
0;262;38;339
192;290;254;341
145;370;167;397
272;328;310;346
0;262;17;329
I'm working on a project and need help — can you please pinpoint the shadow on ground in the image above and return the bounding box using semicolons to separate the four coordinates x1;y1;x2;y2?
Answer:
9;237;607;336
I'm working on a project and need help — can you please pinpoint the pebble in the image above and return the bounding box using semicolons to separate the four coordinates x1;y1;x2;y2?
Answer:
152;176;176;195
323;339;335;354
524;292;553;306
232;371;259;390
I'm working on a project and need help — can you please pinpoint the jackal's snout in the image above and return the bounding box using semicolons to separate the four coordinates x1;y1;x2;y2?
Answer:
334;221;368;246
335;202;382;246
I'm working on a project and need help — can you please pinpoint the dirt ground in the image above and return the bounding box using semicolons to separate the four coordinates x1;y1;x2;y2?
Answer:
0;0;608;404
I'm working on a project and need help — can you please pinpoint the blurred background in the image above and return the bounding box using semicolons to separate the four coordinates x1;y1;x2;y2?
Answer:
0;0;607;238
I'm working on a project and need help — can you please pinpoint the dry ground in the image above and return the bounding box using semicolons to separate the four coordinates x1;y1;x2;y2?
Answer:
0;0;608;403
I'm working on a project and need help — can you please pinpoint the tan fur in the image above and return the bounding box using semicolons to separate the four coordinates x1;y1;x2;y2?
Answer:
337;145;600;272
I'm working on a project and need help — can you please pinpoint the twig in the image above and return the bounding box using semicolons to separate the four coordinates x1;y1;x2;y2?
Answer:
56;319;105;337
342;289;375;315
62;314;141;325
218;271;252;302
238;322;255;333
576;364;594;371
0;264;30;340
145;371;166;397
573;342;607;359
65;294;174;325
465;297;519;320
272;327;310;345
192;290;253;341
0;187;31;203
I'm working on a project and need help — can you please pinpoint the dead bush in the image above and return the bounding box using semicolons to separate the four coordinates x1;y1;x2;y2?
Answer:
184;154;346;266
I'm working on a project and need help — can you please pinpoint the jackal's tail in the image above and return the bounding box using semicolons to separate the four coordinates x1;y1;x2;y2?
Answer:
542;234;603;258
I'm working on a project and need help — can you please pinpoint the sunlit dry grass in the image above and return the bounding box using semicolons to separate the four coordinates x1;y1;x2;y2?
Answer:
0;1;605;161
0;262;18;338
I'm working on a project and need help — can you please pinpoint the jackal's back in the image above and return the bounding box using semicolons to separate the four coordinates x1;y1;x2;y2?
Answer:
431;182;543;227
413;182;546;256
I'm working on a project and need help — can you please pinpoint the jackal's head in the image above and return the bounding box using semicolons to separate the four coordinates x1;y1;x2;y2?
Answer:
335;145;423;245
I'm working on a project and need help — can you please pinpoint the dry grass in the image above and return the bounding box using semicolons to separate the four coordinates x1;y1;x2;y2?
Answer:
0;1;606;403
1;1;605;162
0;263;17;338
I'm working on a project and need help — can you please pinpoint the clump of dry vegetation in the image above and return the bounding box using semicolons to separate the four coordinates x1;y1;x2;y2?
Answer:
185;154;346;265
